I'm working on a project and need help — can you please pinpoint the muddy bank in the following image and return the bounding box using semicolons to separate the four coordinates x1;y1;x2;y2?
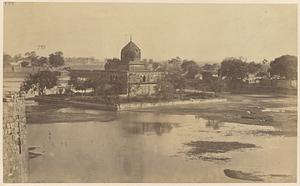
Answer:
26;105;119;124
138;94;297;137
185;141;257;161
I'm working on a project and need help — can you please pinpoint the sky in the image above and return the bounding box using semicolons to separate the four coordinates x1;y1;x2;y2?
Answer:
4;3;298;62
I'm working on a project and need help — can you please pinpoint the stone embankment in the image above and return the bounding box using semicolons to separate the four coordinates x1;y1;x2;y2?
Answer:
32;96;117;110
3;92;28;182
31;96;227;111
118;98;227;111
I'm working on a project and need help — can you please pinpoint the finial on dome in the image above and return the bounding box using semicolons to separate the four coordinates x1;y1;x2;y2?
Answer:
130;34;132;42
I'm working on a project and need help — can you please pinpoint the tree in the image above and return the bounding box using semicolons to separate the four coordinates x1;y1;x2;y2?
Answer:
166;71;186;92
270;55;297;80
154;71;186;99
164;57;182;72
219;57;249;89
181;60;200;79
30;56;49;67
201;63;220;72
24;51;38;66
154;77;175;100
21;71;58;95
104;58;121;69
3;54;13;68
13;54;23;62
207;77;223;95
168;57;182;65
21;61;30;67
49;51;65;67
247;61;262;74
256;71;269;78
220;57;248;80
68;76;89;95
152;62;160;70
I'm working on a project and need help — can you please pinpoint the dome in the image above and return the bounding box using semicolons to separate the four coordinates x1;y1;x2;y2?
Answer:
121;41;141;63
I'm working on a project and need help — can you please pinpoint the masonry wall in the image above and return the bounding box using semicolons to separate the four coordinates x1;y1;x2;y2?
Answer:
118;98;227;111
3;93;28;182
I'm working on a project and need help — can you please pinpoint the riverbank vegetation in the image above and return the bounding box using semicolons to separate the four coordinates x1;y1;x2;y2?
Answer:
4;50;297;105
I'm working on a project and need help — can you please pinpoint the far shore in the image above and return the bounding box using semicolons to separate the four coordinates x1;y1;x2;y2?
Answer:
29;95;226;111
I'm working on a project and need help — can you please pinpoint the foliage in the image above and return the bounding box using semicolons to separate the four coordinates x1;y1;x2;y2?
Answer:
207;77;224;94
3;54;13;68
13;54;23;62
151;62;160;70
270;55;297;79
154;71;186;99
24;51;38;66
154;76;176;99
68;76;92;93
6;51;65;68
95;78;124;96
201;71;213;81
21;61;30;67
104;58;122;70
256;71;269;78
21;71;58;95
220;57;248;80
36;56;49;67
247;62;263;74
166;71;186;91
168;57;182;65
164;57;182;72
201;63;220;72
181;60;200;79
49;51;65;67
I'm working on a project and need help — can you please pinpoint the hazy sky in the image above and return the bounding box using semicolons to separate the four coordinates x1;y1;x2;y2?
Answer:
4;3;297;62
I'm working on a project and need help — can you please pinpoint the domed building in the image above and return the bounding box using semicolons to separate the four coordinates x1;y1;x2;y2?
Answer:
70;38;165;97
105;39;146;71
121;40;141;63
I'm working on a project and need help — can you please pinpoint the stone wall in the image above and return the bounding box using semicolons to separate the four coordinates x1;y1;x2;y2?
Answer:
119;98;227;111
3;92;28;182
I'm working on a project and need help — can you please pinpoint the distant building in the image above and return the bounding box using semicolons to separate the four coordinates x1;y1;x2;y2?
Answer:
69;39;165;96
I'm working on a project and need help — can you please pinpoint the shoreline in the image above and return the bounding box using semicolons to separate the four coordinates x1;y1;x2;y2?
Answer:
30;96;227;111
118;98;227;111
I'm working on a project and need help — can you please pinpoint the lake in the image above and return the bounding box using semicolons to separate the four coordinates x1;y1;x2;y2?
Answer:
26;98;297;183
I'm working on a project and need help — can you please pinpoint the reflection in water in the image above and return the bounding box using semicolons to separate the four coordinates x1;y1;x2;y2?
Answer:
29;152;43;159
27;106;297;182
123;122;179;136
205;119;223;130
120;135;145;182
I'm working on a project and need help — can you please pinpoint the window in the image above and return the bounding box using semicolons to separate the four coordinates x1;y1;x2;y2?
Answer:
142;75;146;82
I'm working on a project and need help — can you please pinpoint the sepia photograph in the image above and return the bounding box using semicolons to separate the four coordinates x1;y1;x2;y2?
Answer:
2;1;298;183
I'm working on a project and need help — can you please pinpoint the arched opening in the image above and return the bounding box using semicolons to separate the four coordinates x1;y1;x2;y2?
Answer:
142;75;146;82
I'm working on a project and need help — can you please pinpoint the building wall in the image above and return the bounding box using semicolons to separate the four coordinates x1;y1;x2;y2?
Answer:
128;71;164;84
3;92;28;183
127;71;164;96
70;70;127;83
128;83;157;96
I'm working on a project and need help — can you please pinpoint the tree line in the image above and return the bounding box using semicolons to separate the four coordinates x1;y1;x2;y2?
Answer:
154;54;297;99
4;51;65;68
4;51;66;95
3;51;297;97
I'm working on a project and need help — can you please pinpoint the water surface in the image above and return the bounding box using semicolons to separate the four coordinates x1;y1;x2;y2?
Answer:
27;105;296;182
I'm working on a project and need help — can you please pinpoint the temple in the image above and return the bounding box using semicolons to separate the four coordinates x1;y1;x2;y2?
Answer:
69;39;164;96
